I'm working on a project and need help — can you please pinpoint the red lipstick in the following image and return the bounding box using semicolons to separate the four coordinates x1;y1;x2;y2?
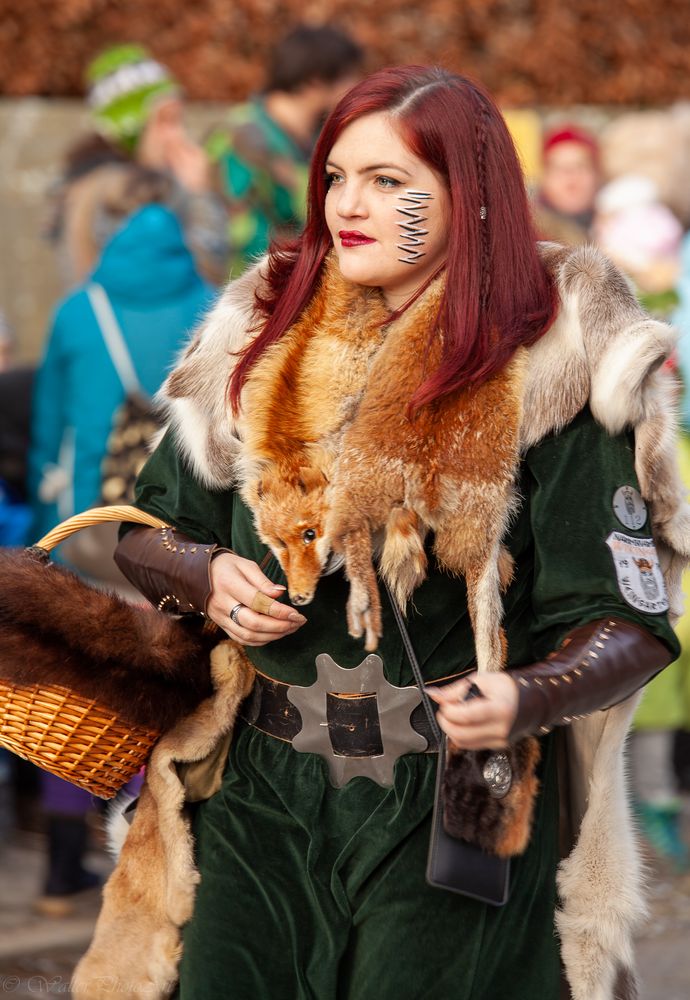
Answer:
339;230;375;247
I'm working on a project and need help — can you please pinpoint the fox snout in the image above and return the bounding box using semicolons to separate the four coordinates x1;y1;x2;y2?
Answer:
289;589;315;606
284;550;327;607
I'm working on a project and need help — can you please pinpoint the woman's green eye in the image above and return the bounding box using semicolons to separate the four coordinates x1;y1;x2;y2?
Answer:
376;176;399;189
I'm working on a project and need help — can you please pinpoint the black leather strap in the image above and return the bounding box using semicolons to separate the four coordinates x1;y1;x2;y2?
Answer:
383;580;442;749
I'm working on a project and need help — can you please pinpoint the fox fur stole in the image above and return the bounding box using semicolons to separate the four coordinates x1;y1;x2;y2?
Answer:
231;260;526;675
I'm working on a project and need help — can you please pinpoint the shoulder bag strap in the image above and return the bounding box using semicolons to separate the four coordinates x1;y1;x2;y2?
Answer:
382;579;442;749
383;579;511;905
86;283;148;400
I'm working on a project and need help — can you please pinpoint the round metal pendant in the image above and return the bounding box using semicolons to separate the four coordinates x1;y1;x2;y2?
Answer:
483;752;513;798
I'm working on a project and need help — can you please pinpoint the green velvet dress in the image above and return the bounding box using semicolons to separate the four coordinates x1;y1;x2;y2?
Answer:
131;407;678;1000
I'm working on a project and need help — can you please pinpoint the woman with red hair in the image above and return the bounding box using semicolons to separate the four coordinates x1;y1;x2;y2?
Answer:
74;67;686;1000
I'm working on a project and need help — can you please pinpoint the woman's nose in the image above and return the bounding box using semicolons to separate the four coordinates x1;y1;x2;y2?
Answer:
336;183;367;219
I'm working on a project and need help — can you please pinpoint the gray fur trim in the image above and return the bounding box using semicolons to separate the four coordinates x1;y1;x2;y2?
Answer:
156;259;267;489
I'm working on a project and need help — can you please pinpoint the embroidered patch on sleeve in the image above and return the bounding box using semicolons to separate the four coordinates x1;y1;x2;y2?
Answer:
612;485;647;530
605;532;669;615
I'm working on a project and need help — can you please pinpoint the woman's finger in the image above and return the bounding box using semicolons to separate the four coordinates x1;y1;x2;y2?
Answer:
238;558;287;597
437;715;509;750
427;677;474;703
434;698;497;727
230;567;299;622
224;604;303;635
223;619;299;647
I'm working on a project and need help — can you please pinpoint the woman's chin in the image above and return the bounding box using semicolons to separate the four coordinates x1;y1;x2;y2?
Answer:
333;255;382;289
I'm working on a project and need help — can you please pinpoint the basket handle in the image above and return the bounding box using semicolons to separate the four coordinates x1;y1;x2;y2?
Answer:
34;505;170;554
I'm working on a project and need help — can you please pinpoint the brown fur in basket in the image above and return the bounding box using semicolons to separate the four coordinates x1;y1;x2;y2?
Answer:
0;549;215;732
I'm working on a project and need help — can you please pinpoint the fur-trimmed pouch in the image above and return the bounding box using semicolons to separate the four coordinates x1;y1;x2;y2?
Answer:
442;735;541;857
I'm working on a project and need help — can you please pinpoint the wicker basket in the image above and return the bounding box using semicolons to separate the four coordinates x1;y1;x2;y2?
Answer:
0;505;169;798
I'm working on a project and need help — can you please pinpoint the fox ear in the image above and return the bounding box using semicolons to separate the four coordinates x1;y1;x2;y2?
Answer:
297;467;329;492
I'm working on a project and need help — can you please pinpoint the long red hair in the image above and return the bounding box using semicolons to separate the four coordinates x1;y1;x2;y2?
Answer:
229;65;557;412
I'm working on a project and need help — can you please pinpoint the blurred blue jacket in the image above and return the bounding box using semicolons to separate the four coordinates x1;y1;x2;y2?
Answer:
29;204;215;540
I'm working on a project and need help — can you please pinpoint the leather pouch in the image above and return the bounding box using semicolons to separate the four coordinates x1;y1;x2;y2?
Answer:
384;583;518;906
427;736;511;906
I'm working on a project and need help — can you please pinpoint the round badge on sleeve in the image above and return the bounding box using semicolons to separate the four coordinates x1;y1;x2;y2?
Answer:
612;486;647;530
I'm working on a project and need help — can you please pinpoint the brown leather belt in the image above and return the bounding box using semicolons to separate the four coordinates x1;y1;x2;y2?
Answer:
240;667;472;757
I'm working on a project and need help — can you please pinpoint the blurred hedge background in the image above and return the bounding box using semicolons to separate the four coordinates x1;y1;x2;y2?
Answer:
1;0;690;359
1;0;689;105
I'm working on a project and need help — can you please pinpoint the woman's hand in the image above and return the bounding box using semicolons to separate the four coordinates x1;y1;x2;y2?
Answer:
426;672;519;750
207;552;307;647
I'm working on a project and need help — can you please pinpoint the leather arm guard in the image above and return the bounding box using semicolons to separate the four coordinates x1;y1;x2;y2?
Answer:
508;616;673;741
114;525;231;615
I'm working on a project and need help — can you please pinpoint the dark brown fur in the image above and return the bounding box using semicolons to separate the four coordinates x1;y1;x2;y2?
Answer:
0;550;216;732
442;736;541;858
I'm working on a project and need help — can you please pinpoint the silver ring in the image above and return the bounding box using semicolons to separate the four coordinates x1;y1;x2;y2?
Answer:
229;603;244;626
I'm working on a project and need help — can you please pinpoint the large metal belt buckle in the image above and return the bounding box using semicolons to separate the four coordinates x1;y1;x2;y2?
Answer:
286;653;427;788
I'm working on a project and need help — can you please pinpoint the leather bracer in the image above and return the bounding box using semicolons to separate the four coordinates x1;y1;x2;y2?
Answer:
114;525;231;615
508;617;673;741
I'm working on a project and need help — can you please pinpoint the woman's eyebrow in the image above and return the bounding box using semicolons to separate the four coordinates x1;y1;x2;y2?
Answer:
325;160;412;177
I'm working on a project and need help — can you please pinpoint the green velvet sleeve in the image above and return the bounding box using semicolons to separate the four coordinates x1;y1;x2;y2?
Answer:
524;407;680;660
128;427;236;547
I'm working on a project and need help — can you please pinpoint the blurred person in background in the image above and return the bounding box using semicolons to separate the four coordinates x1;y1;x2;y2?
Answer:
30;167;215;556
533;124;600;245
667;225;690;812
28;174;215;915
594;174;683;318
48;43;229;287
0;309;16;373
0;312;34;548
0;316;34;854
206;23;364;276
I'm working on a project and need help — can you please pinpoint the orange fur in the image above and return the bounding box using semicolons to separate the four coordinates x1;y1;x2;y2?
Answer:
236;260;525;667
236;260;389;491
325;276;525;668
494;737;541;857
248;463;332;606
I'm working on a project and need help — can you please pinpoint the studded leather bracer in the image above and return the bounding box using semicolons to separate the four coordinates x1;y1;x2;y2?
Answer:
114;525;231;615
508;617;673;741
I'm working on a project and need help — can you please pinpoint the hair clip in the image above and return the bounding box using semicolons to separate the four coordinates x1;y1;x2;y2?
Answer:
479;206;487;220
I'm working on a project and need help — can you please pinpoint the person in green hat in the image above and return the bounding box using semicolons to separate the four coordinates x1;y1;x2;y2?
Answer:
48;43;228;286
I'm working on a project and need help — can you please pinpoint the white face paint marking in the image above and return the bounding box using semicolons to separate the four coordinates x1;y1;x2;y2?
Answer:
396;190;433;265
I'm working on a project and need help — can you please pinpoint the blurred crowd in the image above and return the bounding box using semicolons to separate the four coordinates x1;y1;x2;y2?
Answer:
0;28;689;919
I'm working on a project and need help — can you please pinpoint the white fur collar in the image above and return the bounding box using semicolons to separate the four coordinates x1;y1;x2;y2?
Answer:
158;243;678;486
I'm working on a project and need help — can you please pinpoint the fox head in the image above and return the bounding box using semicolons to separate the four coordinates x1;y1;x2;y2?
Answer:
248;465;332;606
